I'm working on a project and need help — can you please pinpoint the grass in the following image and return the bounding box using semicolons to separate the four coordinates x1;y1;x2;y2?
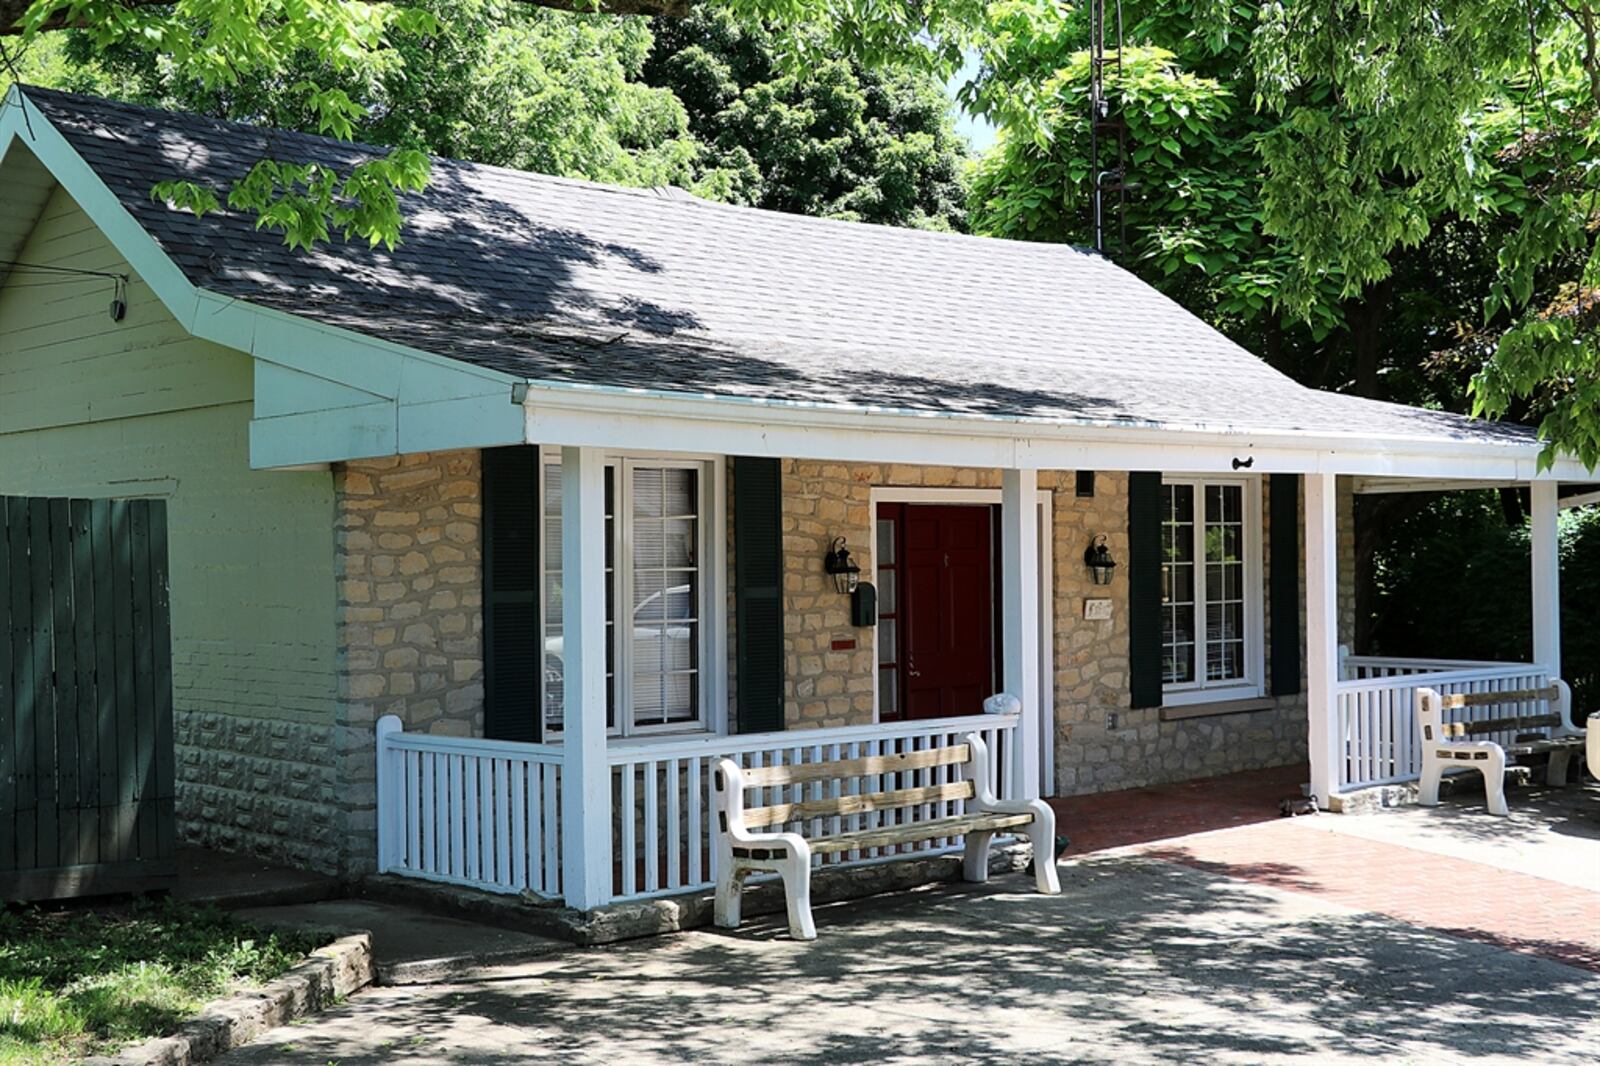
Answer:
0;898;320;1065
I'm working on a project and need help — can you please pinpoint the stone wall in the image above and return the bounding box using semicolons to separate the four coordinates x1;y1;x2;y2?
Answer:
771;461;1354;795
328;453;1362;874
333;449;486;872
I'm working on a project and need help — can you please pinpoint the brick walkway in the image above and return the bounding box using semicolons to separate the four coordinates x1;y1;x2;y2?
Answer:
1049;762;1306;855
1053;764;1600;974
1140;819;1600;972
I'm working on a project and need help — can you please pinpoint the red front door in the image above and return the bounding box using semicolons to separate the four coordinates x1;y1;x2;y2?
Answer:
899;504;997;720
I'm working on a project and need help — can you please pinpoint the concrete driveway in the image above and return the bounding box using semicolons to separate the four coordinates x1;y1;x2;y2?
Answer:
221;846;1599;1065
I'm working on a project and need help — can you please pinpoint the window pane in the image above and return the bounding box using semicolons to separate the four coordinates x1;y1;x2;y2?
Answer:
629;465;702;730
1200;482;1246;682
1161;482;1198;685
878;570;897;615
663;468;697;516
665;518;696;567
877;619;897;664
876;519;896;565
879;667;899;717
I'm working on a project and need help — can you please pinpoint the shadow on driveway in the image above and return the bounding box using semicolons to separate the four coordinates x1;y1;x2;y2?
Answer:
220;858;1600;1065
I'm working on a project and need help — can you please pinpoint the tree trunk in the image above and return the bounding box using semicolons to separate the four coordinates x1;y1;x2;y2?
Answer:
1349;278;1392;399
1498;486;1527;528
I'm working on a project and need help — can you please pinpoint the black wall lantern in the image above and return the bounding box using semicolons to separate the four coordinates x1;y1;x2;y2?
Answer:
1084;534;1117;586
824;536;862;594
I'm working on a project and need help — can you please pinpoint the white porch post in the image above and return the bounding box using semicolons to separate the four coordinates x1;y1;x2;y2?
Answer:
1530;480;1561;679
1001;467;1041;800
560;445;611;909
1304;473;1341;806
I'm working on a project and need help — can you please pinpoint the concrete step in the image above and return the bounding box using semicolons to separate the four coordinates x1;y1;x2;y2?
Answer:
234;899;569;985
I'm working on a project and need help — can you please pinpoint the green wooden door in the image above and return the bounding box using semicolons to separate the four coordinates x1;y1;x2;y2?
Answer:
1;495;175;900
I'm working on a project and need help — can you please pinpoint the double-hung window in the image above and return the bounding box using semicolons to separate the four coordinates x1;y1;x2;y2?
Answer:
1160;477;1263;705
539;452;714;737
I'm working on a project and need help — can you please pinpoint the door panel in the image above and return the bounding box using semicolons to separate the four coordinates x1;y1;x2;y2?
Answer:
900;504;996;720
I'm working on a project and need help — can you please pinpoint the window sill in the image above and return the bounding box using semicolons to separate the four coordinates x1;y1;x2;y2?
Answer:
1159;696;1277;722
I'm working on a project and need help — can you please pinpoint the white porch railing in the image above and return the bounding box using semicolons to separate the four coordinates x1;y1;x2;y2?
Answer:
1334;656;1549;790
376;711;1019;905
605;712;1018;904
375;718;564;899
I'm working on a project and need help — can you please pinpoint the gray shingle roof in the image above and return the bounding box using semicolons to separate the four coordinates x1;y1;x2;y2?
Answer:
20;86;1534;447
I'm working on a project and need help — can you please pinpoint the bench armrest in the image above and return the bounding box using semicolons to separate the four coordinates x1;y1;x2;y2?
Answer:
711;757;810;856
961;731;1050;821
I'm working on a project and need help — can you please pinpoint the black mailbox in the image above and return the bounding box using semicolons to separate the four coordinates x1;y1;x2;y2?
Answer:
851;582;877;627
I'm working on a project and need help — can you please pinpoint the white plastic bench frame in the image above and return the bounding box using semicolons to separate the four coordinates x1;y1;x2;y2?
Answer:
711;731;1061;940
1416;679;1581;816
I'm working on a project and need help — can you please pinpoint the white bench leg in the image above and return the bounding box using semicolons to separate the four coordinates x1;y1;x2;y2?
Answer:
1025;817;1061;895
1548;749;1572;788
778;853;816;941
1418;756;1443;807
1481;750;1510;816
715;865;747;930
962;830;994;883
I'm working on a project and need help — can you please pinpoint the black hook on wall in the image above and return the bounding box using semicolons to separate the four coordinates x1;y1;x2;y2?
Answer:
1232;457;1255;470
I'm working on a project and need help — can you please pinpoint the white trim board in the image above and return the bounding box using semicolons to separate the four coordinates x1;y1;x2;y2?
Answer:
866;486;1057;796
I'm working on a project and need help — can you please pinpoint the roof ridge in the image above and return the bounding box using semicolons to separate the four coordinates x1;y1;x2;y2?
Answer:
19;83;1104;259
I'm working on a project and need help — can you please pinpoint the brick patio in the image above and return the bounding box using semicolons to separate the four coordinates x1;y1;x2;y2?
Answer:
1054;764;1600;974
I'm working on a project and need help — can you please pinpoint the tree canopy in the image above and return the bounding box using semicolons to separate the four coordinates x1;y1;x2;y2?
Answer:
964;0;1600;468
1;0;968;238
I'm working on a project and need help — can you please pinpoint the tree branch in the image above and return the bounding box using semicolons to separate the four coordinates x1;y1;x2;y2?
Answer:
1;0;697;36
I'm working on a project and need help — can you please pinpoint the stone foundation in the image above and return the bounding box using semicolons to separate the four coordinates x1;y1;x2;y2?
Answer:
174;709;340;870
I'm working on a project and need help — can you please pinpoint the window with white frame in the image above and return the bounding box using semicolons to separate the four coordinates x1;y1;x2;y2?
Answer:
1160;478;1262;703
539;453;712;736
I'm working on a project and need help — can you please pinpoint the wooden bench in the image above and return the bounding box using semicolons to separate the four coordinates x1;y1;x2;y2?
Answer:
711;732;1060;940
1416;681;1585;815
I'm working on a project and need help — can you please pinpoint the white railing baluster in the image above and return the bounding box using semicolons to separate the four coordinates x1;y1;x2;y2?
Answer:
644;760;659;894
464;754;480;882
621;763;637;897
666;758;682;890
423;752;439;874
515;760;532;891
1334;659;1548;791
449;755;466;880
542;763;560;898
687;757;702;885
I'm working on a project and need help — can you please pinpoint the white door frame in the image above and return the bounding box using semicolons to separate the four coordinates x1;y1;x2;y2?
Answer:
867;486;1057;795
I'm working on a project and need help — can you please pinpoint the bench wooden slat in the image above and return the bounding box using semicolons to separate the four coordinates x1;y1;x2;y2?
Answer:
740;743;970;788
1442;713;1561;738
1439;686;1560;709
806;811;1034;854
744;780;975;828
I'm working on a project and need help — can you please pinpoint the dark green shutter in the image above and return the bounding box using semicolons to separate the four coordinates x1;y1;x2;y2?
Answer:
733;457;785;733
1269;474;1302;696
1128;472;1163;709
482;446;541;742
